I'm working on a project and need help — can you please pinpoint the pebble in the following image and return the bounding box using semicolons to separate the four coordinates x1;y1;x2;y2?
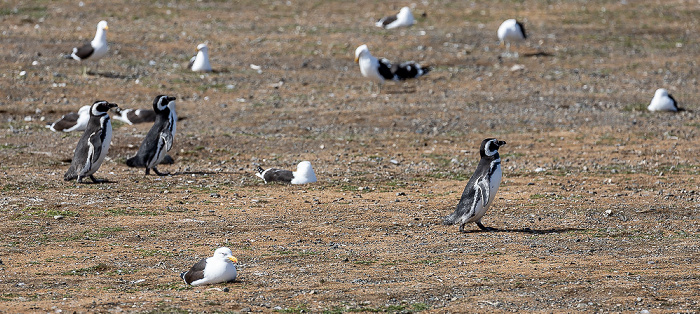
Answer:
54;215;64;220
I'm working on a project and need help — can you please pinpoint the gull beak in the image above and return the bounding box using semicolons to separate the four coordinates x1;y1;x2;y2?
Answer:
228;256;238;263
104;26;109;30
354;56;359;63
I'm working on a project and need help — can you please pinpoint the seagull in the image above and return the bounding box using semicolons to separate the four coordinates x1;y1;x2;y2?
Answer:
256;161;317;184
497;19;527;57
375;7;415;29
354;44;430;93
48;105;91;132
648;88;684;112
64;20;109;75
181;247;238;286
113;107;156;125
188;43;212;72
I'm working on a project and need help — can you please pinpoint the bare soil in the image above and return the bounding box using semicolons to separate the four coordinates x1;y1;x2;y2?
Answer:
1;0;699;313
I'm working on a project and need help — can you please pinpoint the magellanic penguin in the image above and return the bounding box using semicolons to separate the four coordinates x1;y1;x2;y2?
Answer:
443;138;506;232
497;19;527;55
64;101;118;183
126;95;177;176
648;88;684;112
181;247;238;286
256;161;317;184
375;7;415;29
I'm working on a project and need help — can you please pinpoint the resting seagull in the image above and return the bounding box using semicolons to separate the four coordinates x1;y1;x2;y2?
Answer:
49;105;91;132
354;44;430;93
256;161;317;184
375;7;414;29
188;43;212;72
648;88;684;112
497;19;527;57
113;107;156;125
181;247;238;286
64;20;109;75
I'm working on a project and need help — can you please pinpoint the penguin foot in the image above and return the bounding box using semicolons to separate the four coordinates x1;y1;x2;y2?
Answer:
153;167;170;176
476;222;497;231
89;175;105;183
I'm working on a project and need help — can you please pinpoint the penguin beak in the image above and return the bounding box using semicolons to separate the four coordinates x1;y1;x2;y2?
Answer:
228;256;238;263
497;140;506;146
108;102;118;109
167;96;177;101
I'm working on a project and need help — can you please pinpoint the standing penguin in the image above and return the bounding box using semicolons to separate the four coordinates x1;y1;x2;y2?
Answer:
126;95;177;176
64;100;118;183
443;138;506;232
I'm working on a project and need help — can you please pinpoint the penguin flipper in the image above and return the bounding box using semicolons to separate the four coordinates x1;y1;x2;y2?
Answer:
88;129;104;164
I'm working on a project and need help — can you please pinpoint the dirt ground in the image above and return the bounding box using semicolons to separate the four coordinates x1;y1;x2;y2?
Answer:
1;0;699;313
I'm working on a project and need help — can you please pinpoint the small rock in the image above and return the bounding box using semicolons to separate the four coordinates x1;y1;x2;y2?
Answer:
396;192;406;196
389;159;400;165
604;209;612;217
53;215;64;220
223;287;230;292
241;308;251;313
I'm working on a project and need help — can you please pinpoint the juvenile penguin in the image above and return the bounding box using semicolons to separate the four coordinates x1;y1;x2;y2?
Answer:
497;19;527;55
648;88;683;112
64;101;118;183
443;138;506;232
256;161;317;184
188;43;212;72
375;6;415;29
126;95;177;176
181;247;238;286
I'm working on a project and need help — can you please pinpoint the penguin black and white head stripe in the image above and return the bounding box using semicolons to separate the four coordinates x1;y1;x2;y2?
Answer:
443;138;506;232
64;20;109;62
126;95;177;176
64;100;118;183
375;7;415;29
49;105;91;132
256;161;317;184
181;247;238;286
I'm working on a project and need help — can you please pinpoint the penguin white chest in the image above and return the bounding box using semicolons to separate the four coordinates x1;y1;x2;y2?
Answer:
488;164;502;205
88;117;112;175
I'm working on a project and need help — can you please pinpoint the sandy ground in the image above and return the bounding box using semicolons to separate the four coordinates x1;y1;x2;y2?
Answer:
1;0;699;312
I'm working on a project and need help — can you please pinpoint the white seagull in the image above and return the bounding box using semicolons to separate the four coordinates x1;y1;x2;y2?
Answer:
497;19;527;56
49;105;91;132
375;7;415;29
256;161;317;184
181;247;238;286
64;20;109;74
188;43;212;72
648;88;683;112
354;44;430;93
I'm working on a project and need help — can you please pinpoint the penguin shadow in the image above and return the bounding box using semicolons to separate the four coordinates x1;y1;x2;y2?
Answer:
383;85;417;94
87;71;138;79
522;51;555;58
460;227;583;234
